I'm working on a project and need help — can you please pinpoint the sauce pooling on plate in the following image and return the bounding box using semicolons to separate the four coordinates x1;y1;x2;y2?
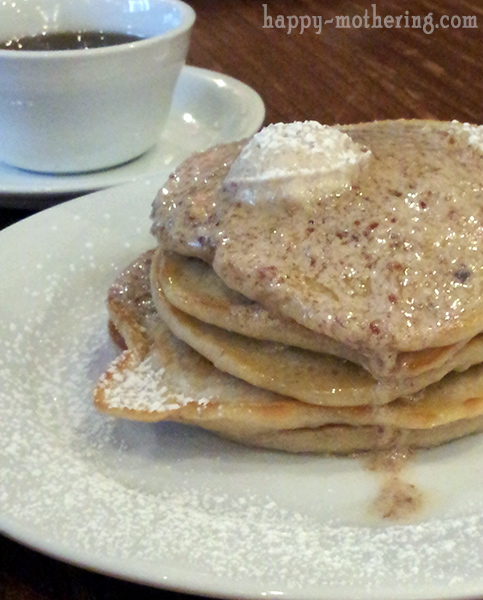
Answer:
0;31;144;51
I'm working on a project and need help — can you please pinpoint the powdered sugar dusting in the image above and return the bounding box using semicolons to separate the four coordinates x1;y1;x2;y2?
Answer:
3;194;483;599
224;121;371;205
231;121;368;176
464;123;483;152
100;352;211;412
451;120;483;152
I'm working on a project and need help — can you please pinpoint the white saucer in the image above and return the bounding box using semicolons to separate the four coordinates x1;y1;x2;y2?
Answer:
0;66;264;204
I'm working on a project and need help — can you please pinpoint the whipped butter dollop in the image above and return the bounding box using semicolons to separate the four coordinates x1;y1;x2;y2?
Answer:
450;120;483;152
223;121;371;205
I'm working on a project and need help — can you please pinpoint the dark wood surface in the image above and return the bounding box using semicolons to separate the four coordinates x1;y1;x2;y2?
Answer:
2;1;483;597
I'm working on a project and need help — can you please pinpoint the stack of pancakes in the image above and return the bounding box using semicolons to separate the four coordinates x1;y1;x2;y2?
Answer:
95;119;483;454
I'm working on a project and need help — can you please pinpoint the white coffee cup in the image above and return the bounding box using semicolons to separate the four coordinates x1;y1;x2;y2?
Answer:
0;0;195;173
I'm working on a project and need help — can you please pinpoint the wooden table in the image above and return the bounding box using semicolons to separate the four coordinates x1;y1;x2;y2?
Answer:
2;1;483;597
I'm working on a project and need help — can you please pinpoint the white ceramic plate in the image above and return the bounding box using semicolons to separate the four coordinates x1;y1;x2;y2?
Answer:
2;183;483;600
0;66;264;201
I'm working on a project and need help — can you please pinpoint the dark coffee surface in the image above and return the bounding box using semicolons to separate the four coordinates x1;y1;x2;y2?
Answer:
0;30;144;50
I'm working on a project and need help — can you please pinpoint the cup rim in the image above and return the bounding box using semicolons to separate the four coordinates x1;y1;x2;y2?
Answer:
0;0;195;59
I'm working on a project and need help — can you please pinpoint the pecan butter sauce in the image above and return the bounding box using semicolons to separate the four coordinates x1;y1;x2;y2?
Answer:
365;446;423;521
151;120;483;380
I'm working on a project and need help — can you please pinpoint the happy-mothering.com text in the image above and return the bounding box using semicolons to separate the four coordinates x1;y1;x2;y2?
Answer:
262;3;478;36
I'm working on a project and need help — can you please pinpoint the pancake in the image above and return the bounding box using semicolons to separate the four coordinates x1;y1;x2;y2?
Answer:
107;248;158;359
151;120;483;379
152;249;483;387
95;119;483;455
150;260;483;406
94;251;483;454
153;249;366;361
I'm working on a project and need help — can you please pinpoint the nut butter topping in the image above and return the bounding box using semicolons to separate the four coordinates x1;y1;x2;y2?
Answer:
151;140;245;260
151;120;483;377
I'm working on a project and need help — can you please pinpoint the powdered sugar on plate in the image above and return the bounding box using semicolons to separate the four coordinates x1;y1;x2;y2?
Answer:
2;184;483;599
